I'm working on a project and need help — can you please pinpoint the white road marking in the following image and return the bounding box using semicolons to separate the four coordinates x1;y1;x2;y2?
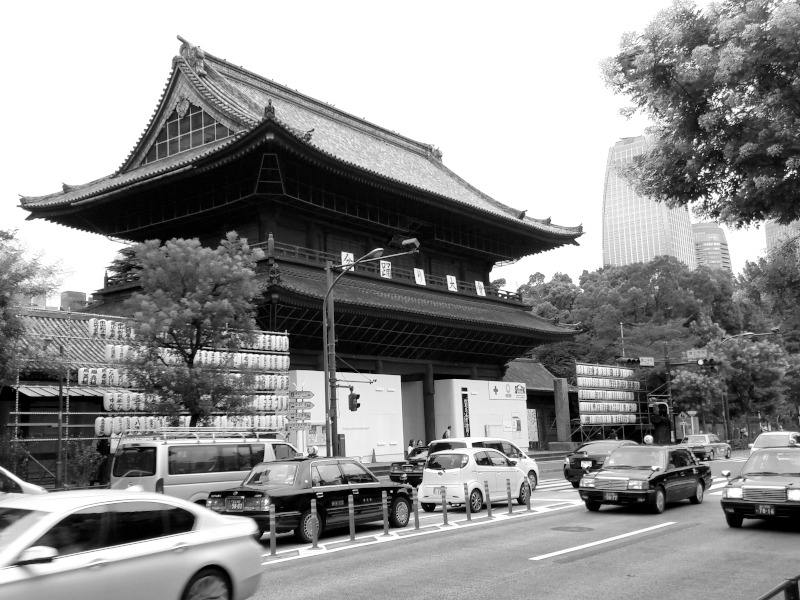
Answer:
529;522;676;561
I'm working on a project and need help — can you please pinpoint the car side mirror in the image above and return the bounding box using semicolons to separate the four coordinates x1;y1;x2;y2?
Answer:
509;459;518;466
748;443;754;449
16;546;58;566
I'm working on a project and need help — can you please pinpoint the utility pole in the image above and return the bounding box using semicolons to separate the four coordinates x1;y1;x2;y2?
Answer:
664;342;674;443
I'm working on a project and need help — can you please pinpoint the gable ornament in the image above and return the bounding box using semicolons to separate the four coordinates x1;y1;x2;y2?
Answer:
177;35;206;77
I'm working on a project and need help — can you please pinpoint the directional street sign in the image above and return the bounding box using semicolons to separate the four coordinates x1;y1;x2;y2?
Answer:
287;400;315;410
288;391;315;399
286;423;311;431
286;413;310;422
639;356;655;367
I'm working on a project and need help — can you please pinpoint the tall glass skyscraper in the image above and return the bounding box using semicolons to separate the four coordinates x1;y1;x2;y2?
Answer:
765;220;800;252
602;136;697;269
692;222;732;272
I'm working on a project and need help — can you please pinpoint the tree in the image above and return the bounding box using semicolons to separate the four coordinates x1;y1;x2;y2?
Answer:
120;233;265;426
602;0;800;227
0;230;60;388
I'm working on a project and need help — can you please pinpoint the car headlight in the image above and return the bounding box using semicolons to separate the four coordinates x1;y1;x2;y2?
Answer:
579;477;595;488
627;480;648;490
723;487;743;499
787;489;800;502
564;458;571;467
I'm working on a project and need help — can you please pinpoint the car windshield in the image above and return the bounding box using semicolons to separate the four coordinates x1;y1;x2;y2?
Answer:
243;463;298;486
742;451;800;476
576;442;621;454
683;436;707;443
408;448;428;460
605;447;666;470
427;453;468;470
427;441;467;454
0;507;48;552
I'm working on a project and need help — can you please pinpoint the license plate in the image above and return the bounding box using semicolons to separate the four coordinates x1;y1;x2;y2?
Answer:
226;498;244;511
581;461;592;469
434;487;445;495
604;492;618;501
756;504;775;516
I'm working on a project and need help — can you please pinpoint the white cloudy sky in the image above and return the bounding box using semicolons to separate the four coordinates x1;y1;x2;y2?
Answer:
1;0;766;300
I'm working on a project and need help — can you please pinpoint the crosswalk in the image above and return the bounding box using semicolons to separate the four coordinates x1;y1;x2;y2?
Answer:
537;456;748;496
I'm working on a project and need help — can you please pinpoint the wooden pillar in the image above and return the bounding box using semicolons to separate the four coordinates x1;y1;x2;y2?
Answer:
554;378;571;443
423;364;436;444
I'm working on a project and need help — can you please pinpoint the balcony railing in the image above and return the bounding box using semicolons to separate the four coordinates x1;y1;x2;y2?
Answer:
253;240;524;304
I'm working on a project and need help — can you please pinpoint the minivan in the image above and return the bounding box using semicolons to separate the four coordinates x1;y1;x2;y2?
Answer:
426;436;539;490
109;428;300;504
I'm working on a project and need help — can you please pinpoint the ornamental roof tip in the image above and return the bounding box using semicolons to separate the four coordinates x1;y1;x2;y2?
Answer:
177;35;206;77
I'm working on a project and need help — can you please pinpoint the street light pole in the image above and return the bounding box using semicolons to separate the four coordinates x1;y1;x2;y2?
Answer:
55;344;64;489
321;241;420;457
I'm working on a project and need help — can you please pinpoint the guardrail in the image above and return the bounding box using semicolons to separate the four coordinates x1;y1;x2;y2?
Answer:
755;576;800;600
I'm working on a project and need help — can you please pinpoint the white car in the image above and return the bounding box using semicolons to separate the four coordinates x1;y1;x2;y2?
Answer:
0;466;47;497
749;431;800;454
419;447;531;513
426;436;539;490
0;489;263;600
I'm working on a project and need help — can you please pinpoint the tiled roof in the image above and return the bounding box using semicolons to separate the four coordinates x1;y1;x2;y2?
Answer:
20;39;582;243
503;358;573;391
273;265;577;337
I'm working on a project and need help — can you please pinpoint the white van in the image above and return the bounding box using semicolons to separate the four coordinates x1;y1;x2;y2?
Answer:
109;428;300;504
426;436;539;490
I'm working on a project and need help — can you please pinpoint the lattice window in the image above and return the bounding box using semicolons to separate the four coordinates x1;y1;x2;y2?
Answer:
143;104;233;165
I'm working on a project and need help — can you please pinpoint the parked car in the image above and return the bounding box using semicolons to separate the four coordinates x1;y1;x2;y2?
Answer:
679;433;732;460
389;446;429;486
206;450;412;542
749;431;800;454
0;466;47;497
563;440;639;488
0;489;263;600
418;447;530;513
426;436;539;490
578;445;712;513
721;447;800;528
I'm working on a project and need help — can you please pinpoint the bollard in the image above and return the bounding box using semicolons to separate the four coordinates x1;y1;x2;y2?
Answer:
526;480;532;512
507;478;513;514
310;498;319;549
440;486;448;525
413;487;420;530
269;500;276;556
348;494;356;541
485;480;493;518
382;491;390;536
464;483;471;521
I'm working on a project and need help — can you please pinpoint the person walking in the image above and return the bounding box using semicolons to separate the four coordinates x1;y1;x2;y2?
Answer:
442;425;452;439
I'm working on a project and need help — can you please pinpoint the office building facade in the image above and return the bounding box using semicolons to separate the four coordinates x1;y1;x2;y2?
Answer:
765;220;800;253
602;137;697;269
692;222;732;272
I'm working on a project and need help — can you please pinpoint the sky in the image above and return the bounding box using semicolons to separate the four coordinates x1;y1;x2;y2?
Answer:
1;0;768;302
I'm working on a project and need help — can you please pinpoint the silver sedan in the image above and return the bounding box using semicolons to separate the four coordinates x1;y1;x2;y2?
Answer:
0;489;263;600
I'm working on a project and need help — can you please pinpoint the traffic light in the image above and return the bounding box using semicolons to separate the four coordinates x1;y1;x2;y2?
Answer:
348;388;361;411
615;357;640;365
697;358;720;371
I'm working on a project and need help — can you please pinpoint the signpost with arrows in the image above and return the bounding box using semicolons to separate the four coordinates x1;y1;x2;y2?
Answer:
285;391;314;431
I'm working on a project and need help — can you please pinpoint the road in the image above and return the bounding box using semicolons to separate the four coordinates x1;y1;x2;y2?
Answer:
248;451;800;600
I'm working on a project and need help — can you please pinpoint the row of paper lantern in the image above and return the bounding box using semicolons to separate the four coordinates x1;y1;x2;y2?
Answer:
241;333;289;352
100;392;293;413
88;318;134;341
194;351;290;371
93;415;289;436
253;374;290;391
250;395;292;411
579;414;638;425
78;368;132;388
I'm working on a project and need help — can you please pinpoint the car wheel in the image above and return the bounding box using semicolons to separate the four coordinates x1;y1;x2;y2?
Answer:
527;470;538;492
468;488;483;512
181;568;231;600
689;481;704;504
571;480;580;489
294;508;324;543
725;513;744;528
725;447;731;459
585;501;601;512
709;449;715;461
517;481;531;505
421;502;436;513
389;496;411;527
651;487;666;514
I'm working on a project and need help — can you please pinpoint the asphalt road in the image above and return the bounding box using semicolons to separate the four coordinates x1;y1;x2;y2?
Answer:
249;451;800;600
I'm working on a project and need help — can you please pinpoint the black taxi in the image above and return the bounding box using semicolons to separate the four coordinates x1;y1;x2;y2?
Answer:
206;449;413;542
389;446;429;487
578;445;712;513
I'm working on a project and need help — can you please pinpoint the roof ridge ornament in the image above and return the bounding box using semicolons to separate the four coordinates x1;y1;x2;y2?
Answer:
177;35;206;77
426;145;443;161
263;99;276;120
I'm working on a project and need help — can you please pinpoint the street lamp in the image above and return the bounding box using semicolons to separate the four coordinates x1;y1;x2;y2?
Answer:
322;239;420;456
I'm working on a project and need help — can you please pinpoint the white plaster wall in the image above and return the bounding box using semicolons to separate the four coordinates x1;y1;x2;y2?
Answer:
290;370;404;462
434;379;529;444
401;380;425;447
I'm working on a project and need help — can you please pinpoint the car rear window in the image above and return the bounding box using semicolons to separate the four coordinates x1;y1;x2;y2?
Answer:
754;434;794;448
427;441;467;454
684;436;707;443
576;442;621;454
244;462;298;486
112;446;156;477
427;453;468;470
